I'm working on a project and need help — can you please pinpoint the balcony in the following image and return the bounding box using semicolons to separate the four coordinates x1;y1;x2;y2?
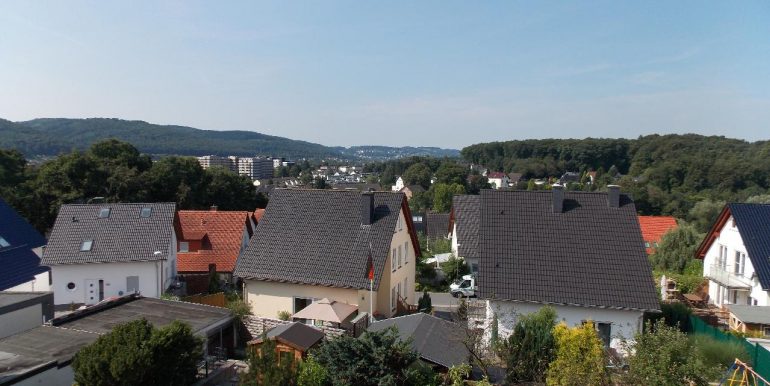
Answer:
706;264;752;290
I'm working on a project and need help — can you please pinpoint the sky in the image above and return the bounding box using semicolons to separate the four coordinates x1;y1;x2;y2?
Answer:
1;1;769;149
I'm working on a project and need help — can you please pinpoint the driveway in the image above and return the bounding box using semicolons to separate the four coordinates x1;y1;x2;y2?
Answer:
414;291;461;310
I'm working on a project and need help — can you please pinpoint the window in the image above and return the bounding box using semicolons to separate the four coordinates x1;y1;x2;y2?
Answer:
399;215;403;231
391;287;396;311
140;207;152;218
398;245;402;268
98;208;111;218
66;282;76;291
391;248;397;271
764;327;770;337
80;240;93;251
596;323;612;348
0;236;9;248
735;251;746;276
404;242;408;264
179;242;189;253
644;242;650;248
403;277;408;301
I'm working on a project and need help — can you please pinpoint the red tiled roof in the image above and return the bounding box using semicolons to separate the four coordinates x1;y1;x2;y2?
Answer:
176;210;250;273
638;215;678;255
253;209;265;224
487;172;506;179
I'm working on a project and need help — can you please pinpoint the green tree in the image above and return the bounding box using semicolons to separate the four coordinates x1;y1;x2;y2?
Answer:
417;290;432;313
649;222;704;274
144;156;209;208
442;255;469;284
313;327;420;386
204;166;259;210
546;322;607;386
746;194;770;204
432;183;465;213
297;355;328;386
402;163;432;189
434;162;468;186
624;320;719;386
501;306;558;384
241;334;297;386
72;319;203;386
688;199;725;233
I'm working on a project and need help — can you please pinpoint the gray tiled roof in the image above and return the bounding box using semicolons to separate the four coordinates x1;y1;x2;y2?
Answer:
451;195;480;259
727;305;770;325
368;313;470;369
727;203;770;290
234;189;416;290
264;322;325;351
41;203;176;265
425;212;450;240
478;190;660;311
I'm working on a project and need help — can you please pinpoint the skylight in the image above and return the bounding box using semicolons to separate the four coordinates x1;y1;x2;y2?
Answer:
98;208;111;218
0;236;9;248
140;207;152;218
80;240;93;251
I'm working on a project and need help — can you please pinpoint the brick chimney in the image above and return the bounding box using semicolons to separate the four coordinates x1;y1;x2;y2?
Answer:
552;184;564;213
607;185;620;208
361;192;374;225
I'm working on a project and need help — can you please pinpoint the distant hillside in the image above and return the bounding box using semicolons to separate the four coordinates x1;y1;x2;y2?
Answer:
0;118;341;159
0;118;459;161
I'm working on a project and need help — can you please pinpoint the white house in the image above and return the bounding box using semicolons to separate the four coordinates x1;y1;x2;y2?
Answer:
41;203;178;306
391;176;405;192
0;198;51;293
473;186;660;350
696;203;770;307
486;172;509;190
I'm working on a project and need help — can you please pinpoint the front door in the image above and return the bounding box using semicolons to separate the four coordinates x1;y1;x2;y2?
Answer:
84;279;98;305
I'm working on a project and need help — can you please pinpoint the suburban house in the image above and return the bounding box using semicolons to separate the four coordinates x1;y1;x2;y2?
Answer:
474;186;660;350
486;172;509;189
0;198;50;292
175;208;253;280
368;313;470;371
449;195;480;274
507;173;523;187
638;215;678;255
726;305;770;337
41;203;177;306
0;294;232;386
391;176;405;192
425;212;451;244
234;189;420;320
696;203;770;307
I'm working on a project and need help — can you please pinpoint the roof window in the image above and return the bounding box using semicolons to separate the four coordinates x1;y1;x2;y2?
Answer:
98;208;111;218
0;236;9;248
140;207;152;218
80;240;93;251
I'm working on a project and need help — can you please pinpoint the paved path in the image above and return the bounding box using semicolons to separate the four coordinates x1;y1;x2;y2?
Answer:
414;291;460;309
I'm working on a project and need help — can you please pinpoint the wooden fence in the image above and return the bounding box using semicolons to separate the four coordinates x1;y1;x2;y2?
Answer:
183;292;226;308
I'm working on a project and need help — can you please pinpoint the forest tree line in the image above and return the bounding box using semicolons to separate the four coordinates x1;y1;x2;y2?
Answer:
0;139;266;233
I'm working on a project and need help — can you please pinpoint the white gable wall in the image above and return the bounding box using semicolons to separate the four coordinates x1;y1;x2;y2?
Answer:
51;261;162;305
702;215;768;307
483;300;644;351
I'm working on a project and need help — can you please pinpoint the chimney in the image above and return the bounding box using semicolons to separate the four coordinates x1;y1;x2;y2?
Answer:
607;185;620;208
210;205;218;211
552;184;564;213
361;192;374;225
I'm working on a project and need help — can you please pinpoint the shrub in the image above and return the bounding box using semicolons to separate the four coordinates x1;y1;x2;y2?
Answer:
447;363;471;386
546;322;607;386
297;355;328;386
624;320;719;385
242;334;297;386
645;302;692;332
417;290;433;313
277;310;292;321
442;255;469;284
500;306;557;384
689;335;750;369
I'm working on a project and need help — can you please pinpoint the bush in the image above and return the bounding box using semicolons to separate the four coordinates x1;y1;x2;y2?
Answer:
442;255;469;284
242;334;297;385
277;310;292;321
624;320;720;385
546;322;608;386
297;355;328;386
500;306;558;384
73;319;203;386
689;335;750;369
645;302;692;332
417;290;433;313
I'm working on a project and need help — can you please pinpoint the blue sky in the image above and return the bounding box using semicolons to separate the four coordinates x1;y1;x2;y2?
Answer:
1;1;768;149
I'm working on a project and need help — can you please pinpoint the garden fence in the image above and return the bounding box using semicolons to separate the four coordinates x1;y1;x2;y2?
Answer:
689;315;770;380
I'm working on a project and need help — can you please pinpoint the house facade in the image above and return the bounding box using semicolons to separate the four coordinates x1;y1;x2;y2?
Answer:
486;172;509;189
474;186;660;350
41;203;177;306
696;203;770;307
234;190;419;320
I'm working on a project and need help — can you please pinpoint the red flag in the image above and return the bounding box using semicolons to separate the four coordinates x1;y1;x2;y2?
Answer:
366;251;374;281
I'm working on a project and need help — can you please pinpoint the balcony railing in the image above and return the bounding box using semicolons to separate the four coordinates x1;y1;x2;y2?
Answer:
706;264;752;289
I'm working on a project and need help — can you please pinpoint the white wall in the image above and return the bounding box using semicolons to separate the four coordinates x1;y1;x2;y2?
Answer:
702;215;768;307
0;304;43;339
16;364;74;386
483;300;644;351
51;261;161;305
244;279;362;319
4;271;51;293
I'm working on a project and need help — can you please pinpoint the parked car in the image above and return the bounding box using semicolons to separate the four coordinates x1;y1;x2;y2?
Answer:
450;275;476;298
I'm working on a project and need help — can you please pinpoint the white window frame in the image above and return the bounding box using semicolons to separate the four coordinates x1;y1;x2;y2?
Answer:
735;251;746;276
391;248;397;271
179;241;189;253
80;240;93;251
398;245;402;268
403;241;408;264
0;236;9;248
391;287;396;311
